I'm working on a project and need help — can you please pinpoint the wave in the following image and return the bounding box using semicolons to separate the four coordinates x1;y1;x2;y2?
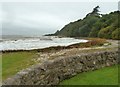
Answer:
0;36;88;51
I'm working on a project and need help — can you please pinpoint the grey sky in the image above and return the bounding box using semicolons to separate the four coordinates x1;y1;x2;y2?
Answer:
1;2;118;36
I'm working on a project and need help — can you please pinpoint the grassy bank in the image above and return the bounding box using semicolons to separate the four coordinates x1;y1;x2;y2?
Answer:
2;51;37;80
59;65;118;85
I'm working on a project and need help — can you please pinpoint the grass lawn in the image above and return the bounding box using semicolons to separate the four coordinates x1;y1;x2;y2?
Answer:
2;51;37;80
59;65;118;85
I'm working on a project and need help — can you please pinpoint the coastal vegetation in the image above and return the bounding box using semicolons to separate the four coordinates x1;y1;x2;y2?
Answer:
68;38;108;48
48;6;119;40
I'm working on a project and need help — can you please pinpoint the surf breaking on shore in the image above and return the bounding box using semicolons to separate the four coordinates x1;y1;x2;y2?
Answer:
0;36;88;51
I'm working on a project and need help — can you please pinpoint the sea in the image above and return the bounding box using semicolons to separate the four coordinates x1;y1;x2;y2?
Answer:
0;35;88;51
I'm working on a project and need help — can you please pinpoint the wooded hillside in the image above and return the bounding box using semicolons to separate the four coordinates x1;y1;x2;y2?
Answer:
48;6;120;40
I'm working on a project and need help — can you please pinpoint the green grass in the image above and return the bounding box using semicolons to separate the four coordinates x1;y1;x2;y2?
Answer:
59;65;118;85
2;51;37;80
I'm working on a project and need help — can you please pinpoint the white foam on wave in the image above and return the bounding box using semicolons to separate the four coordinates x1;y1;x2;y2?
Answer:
0;37;88;51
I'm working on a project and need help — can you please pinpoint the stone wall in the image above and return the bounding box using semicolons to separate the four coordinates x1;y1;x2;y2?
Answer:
3;50;118;85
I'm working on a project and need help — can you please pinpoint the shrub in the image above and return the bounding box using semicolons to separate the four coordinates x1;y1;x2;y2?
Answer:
112;28;120;40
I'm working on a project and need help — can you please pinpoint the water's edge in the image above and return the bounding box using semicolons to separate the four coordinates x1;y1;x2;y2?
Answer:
1;36;88;51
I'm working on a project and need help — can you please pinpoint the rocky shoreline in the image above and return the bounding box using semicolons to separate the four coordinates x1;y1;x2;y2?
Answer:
1;38;114;53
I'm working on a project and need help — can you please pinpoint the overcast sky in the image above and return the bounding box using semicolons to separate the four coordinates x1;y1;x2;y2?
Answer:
1;2;118;36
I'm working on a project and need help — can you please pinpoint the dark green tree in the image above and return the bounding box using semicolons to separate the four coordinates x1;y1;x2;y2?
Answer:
92;6;100;14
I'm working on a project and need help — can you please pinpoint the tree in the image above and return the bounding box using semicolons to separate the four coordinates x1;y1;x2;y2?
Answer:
86;6;100;17
98;26;115;39
112;28;120;40
92;6;100;14
54;30;60;35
